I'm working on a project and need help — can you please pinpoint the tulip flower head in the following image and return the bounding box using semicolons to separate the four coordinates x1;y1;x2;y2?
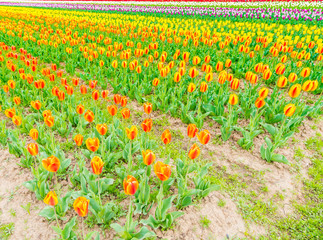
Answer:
143;102;152;115
197;130;211;145
27;143;38;156
288;84;301;98
96;123;108;136
229;94;239;105
123;175;139;195
121;108;130;119
73;197;89;217
84;110;94;123
284;104;296;117
91;156;104;175
107;105;118;116
126;126;138;140
187;124;198;138
255;97;266;108
161;129;171;145
42;155;60;172
154;161;171;181
44;191;58;206
188;143;200;160
86;137;100;152
141;119;153;133
74;134;83;146
12;115;22;126
45;115;54;128
29;129;39;141
142;150;156;166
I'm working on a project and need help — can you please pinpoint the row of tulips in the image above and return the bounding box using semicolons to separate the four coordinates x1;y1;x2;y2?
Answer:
0;6;322;163
1;2;323;24
0;39;217;240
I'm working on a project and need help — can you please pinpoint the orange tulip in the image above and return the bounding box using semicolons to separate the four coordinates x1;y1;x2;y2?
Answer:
311;80;318;91
300;67;310;78
123;175;139;195
92;90;99;101
76;104;85;115
259;87;269;99
73;197;89;217
3;85;9;93
161;129;171;145
197;130;211;145
255;97;266;108
86;138;100;152
225;59;232;68
120;96;127;107
12;115;22;126
215;61;223;72
42;110;52;119
141;118;153;132
107;104;117;116
42;156;60;172
13;97;21;105
8;80;15;89
5;108;16;118
101;90;109;99
188;143;200;160
154;161;171;181
113;94;122;105
44;191;58;206
45;116;54;128
302;80;313;92
200;81;208;93
80;85;87;94
142;150;156;166
126;126;138;140
96;123;108;135
57;91;65;101
277;76;287;88
152;78;160;87
230;78;240;90
89;80;97;89
143;102;152;115
121;108;130;119
188;67;198;78
187;82;196;93
29;129;39;141
66;86;74;96
229;94;238;105
74;134;83;146
31;100;41;110
288;73;297;83
91;156;104;175
84;110;94;123
284;104;296;117
27;143;38;156
72;78;79;86
187;124;198;138
288;84;301;98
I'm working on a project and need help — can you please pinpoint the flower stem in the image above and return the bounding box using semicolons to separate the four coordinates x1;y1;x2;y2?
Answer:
53;206;61;230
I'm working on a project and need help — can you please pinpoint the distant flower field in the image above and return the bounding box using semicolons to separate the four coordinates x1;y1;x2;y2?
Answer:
0;1;322;239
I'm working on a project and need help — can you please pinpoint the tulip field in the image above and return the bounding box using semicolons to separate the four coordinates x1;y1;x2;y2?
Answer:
0;0;322;239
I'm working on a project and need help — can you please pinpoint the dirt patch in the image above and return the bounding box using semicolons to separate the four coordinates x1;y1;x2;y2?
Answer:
162;191;266;240
0;148;56;240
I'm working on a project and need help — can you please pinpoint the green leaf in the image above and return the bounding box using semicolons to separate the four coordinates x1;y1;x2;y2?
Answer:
261;123;277;136
271;154;289;164
62;216;77;240
160;196;175;218
110;223;124;233
39;206;55;220
133;226;156;239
